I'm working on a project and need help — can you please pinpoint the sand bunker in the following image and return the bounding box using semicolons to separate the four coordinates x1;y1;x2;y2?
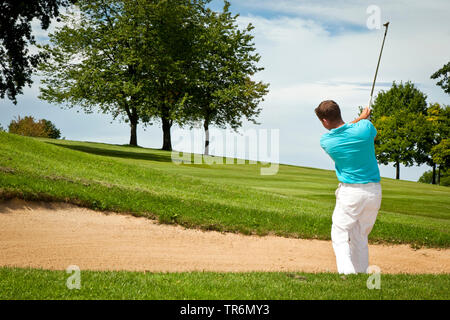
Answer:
0;199;448;274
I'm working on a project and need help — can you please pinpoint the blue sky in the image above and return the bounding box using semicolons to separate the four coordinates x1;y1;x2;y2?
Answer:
1;0;449;181
208;0;369;35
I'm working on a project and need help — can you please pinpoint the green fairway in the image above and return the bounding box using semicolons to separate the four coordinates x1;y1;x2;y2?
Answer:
0;268;448;300
0;132;449;247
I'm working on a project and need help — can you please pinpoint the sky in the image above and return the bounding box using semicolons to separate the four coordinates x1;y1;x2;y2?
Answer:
1;0;449;181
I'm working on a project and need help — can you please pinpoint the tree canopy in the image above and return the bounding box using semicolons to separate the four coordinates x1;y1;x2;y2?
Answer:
0;0;74;104
39;0;156;146
371;81;428;179
426;103;450;165
185;2;269;154
413;103;450;184
135;0;213;151
427;104;450;171
38;0;268;150
431;62;450;95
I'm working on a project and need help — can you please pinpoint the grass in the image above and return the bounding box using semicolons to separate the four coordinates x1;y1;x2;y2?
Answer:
0;131;449;248
1;132;448;300
1;268;449;300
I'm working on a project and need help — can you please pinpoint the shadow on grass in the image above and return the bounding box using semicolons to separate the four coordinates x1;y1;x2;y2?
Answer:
48;143;173;163
48;142;262;166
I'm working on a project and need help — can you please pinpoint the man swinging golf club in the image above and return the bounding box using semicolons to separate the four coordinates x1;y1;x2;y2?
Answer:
315;102;381;274
316;22;389;275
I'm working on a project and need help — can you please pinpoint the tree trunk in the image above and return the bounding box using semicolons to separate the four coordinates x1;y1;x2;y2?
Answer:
161;116;172;151
395;161;400;180
124;104;138;147
204;119;210;156
129;121;138;146
438;166;441;186
432;163;437;185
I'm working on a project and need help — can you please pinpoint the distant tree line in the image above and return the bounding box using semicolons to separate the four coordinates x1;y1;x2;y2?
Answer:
37;0;269;152
370;61;449;185
8;116;61;139
419;168;449;187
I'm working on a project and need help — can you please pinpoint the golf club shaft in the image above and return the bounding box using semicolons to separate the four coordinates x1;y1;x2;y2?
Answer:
368;22;389;109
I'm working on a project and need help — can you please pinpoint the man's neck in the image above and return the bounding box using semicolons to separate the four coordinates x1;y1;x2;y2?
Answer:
330;121;345;130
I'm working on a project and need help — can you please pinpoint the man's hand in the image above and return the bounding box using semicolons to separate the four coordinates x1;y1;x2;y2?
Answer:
360;106;371;119
351;107;371;124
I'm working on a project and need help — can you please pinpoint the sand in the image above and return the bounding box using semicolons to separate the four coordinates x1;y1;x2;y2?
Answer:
0;199;448;274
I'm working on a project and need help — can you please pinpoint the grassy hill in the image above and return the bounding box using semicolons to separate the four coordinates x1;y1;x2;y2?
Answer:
0;131;449;248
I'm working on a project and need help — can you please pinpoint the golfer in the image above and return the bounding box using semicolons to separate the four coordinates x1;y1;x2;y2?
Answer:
315;100;382;275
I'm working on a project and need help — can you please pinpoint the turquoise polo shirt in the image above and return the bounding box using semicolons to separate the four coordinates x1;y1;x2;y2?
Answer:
320;120;380;184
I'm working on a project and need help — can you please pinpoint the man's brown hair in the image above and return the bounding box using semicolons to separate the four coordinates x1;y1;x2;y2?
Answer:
315;100;342;122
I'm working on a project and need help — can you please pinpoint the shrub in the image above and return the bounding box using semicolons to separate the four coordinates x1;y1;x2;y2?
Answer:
418;170;433;184
42;119;61;139
419;168;449;186
441;175;450;187
8;116;61;139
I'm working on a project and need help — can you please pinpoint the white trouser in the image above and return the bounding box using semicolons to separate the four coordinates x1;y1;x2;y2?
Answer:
331;182;382;274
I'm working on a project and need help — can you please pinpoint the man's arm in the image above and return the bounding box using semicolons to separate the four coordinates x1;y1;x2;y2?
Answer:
350;107;377;140
350;107;371;124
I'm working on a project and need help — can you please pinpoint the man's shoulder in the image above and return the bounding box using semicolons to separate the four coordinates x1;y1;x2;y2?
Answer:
320;131;331;143
353;119;377;136
320;132;331;149
354;119;374;129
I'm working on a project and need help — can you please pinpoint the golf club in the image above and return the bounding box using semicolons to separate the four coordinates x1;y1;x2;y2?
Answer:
368;22;390;111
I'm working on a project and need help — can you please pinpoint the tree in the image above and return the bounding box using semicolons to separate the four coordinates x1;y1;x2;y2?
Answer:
38;0;267;151
0;0;73;104
371;81;428;180
43;119;61;139
418;170;433;184
431;62;450;95
135;0;211;151
432;139;450;170
186;2;269;155
39;0;211;149
418;103;450;184
8;116;61;138
419;167;450;187
38;0;152;146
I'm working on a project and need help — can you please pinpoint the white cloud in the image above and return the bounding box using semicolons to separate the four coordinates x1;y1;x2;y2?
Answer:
234;2;450;181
